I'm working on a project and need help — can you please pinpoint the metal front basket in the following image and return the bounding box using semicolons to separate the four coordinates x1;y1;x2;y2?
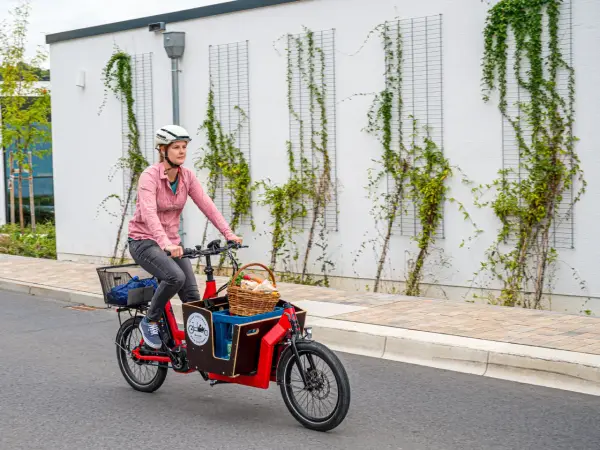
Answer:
96;263;156;307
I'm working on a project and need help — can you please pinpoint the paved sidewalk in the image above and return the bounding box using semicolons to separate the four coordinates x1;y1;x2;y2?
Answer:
1;254;599;355
1;254;600;395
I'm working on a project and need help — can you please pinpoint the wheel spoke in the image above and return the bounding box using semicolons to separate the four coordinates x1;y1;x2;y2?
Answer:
121;322;159;385
300;390;310;410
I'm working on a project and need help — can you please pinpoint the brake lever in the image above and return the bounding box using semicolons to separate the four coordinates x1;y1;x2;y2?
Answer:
226;241;248;250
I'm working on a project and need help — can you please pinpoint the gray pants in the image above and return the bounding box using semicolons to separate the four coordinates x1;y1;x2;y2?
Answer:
128;239;200;322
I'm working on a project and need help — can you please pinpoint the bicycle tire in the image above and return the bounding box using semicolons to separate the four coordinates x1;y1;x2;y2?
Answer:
278;341;350;432
116;316;168;393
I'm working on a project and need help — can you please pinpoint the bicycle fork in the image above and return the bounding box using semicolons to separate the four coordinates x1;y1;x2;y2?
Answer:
283;303;315;389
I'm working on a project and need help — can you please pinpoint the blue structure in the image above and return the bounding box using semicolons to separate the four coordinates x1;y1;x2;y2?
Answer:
3;137;54;224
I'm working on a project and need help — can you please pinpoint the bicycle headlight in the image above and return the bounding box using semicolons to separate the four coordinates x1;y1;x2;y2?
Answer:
304;327;313;340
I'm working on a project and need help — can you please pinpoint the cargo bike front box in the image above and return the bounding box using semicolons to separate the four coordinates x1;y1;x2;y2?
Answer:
182;299;307;377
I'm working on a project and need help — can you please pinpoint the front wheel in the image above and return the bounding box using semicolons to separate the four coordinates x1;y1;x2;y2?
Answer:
116;316;168;393
278;340;350;432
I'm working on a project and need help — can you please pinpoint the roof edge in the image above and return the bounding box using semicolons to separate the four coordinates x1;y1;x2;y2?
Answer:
45;0;302;44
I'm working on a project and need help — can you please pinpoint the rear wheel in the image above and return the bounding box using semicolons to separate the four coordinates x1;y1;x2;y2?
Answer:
278;341;350;432
116;316;168;393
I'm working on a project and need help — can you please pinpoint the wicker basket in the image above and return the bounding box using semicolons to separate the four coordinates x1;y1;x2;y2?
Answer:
228;263;281;316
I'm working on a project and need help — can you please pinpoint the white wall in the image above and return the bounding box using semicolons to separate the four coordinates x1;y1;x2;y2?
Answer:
48;0;600;312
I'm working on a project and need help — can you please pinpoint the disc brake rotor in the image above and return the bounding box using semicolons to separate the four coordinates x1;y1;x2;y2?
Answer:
308;369;331;400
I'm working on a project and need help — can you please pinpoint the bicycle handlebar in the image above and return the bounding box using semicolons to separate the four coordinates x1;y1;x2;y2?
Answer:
165;240;248;258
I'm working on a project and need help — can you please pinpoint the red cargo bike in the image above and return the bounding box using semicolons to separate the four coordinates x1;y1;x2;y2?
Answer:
97;240;350;432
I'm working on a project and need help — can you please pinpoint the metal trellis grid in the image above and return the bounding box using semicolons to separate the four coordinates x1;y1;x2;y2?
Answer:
287;28;338;232
122;52;155;216
385;15;444;238
208;40;252;228
501;0;574;249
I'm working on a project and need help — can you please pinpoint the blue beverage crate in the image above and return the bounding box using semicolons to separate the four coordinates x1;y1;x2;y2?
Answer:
212;307;284;360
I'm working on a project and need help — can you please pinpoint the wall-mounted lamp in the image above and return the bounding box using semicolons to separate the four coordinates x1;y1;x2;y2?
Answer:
76;70;85;88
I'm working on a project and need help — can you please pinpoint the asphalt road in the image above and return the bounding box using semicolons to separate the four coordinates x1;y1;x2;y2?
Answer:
2;291;600;450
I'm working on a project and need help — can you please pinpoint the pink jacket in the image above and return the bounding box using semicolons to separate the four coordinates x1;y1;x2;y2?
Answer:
128;162;235;249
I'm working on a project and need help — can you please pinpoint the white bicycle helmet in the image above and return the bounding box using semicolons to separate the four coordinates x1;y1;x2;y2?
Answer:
155;125;191;168
155;125;191;148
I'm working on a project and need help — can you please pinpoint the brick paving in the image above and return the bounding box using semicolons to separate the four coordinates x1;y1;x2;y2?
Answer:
336;300;600;354
1;254;599;355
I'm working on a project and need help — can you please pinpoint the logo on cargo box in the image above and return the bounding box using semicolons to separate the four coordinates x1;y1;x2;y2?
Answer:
187;312;209;346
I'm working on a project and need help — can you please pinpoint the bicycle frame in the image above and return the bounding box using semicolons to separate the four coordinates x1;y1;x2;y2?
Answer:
130;300;183;365
129;244;298;389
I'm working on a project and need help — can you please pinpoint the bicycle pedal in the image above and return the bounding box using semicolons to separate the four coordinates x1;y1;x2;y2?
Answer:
140;344;165;355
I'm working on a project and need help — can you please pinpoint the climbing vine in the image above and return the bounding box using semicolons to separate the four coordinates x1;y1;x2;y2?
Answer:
98;49;149;264
259;28;335;286
195;85;254;247
476;0;585;308
354;21;478;295
404;122;453;297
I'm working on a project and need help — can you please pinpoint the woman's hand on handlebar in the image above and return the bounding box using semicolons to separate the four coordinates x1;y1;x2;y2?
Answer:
229;234;243;245
165;244;183;258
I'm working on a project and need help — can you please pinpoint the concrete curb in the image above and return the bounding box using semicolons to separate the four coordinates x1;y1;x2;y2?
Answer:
308;317;600;397
3;277;600;397
0;278;106;308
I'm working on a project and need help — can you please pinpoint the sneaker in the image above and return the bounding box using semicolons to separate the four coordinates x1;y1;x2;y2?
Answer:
139;317;162;349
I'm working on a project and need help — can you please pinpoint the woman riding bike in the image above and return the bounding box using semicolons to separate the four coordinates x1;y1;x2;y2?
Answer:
127;125;242;349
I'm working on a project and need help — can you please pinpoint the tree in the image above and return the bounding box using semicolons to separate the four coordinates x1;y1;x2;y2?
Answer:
0;62;49;82
0;0;51;232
